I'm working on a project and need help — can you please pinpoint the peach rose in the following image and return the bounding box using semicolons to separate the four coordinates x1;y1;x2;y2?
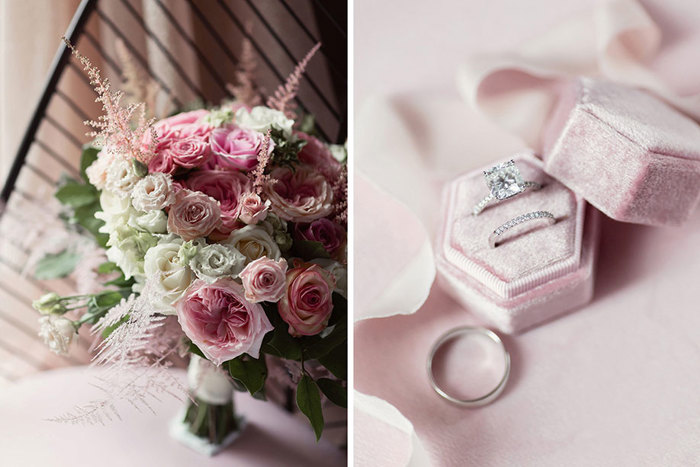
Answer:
264;166;334;223
167;189;221;241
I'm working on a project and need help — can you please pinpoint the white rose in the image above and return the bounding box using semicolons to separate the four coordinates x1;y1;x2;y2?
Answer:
190;243;246;283
224;225;281;264
235;106;294;136
131;173;175;211
96;190;133;226
105;158;140;198
128;209;167;234
311;258;347;298
38;315;76;356
143;238;194;314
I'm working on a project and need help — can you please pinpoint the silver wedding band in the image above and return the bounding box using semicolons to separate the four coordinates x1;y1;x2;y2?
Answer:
488;210;556;248
427;326;510;407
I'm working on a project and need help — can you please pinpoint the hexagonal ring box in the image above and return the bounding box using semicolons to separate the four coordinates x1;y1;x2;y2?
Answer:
435;152;600;334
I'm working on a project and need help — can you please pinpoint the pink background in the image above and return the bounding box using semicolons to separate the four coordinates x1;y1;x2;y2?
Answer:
355;0;700;465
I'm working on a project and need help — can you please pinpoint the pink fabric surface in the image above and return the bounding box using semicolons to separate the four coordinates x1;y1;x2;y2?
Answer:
0;367;345;467
355;0;700;464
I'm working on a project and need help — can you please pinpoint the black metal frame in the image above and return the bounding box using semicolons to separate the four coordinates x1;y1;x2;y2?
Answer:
1;0;348;204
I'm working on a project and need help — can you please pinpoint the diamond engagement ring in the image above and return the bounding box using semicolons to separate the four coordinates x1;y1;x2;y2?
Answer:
472;160;542;216
488;210;556;248
427;327;511;407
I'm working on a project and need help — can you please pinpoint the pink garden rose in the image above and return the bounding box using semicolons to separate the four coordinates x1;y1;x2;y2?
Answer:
278;263;335;337
264;166;334;223
176;278;273;365
144;110;212;174
296;132;342;180
186;169;251;235
239;257;288;303
238;192;270;225
210;124;269;170
167;189;221;241
295;218;345;255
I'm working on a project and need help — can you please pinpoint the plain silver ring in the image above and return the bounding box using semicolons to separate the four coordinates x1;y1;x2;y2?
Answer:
427;326;510;407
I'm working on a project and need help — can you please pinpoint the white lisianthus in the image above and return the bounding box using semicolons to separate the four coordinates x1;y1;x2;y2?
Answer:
259;213;292;251
224;225;281;264
105;225;157;279
143;238;194;314
310;258;347;298
38;315;76;356
128;209;167;234
234;106;294;137
190;243;246;283
131;172;175;211
105;158;141;198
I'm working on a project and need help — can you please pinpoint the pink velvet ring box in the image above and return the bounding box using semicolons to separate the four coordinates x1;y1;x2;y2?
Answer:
542;77;700;226
435;152;600;334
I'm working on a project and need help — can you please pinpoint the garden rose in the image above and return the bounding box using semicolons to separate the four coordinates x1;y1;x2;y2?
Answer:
190;243;246;283
143;110;212;174
131;172;175;211
264;166;334;222
234;106;293;136
238;192;270;225
144;238;194;313
295;218;345;255
166;136;210;169
186;170;250;234
296;132;342;180
210;124;268;170
167;189;221;241
278;263;335;336
239;257;288;303
175;278;273;365
38;315;76;356
224;225;281;263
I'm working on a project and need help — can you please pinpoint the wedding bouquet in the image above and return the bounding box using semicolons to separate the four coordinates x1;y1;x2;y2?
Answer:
31;39;346;449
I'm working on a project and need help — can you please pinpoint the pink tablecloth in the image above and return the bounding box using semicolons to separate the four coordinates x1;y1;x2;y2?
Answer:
0;367;345;467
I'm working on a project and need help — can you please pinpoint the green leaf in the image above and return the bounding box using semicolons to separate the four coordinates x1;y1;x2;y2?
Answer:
261;304;302;360
316;378;346;408
303;319;346;360
101;314;129;339
34;250;81;280
97;261;119;274
293;239;331;260
94;290;124;308
296;375;324;441
132;158;148;177
317;340;346;380
269;128;306;169
227;354;267;395
55;181;97;208
80;145;100;182
189;342;206;359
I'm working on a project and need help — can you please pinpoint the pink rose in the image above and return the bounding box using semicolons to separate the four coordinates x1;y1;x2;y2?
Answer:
239;257;288;303
176;278;273;365
210;124;269;170
165;136;210;169
295;218;345;255
143;110;212;174
278;263;335;336
186;169;251;234
167;189;221;241
148;150;176;174
296;132;342;180
264;166;334;223
238;192;270;225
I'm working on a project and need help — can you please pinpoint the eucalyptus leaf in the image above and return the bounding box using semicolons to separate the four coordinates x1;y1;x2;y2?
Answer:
34;250;81;280
228;354;267;395
316;378;347;408
296;375;324;441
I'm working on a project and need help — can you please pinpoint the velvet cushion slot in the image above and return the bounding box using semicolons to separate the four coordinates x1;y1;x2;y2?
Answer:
435;152;599;334
543;77;700;226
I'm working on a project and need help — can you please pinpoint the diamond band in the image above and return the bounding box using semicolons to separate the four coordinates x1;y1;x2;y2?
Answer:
473;160;542;216
488;210;556;248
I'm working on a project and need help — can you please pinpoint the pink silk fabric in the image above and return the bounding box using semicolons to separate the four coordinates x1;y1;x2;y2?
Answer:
354;0;700;464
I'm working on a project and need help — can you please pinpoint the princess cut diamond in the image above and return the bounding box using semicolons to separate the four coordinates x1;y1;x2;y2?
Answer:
483;160;525;200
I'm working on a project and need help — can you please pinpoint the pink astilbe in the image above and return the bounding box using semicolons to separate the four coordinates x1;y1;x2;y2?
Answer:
266;43;321;119
331;165;348;226
227;37;262;108
250;129;272;195
114;39;165;120
63;37;155;163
